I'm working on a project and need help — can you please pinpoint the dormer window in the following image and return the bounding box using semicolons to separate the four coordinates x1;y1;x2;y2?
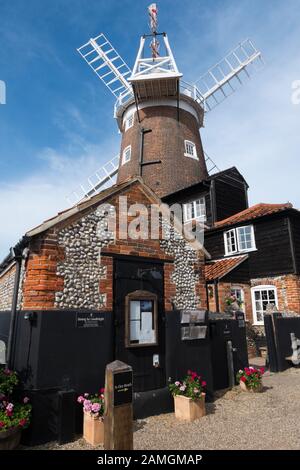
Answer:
122;145;131;165
224;225;256;256
125;113;134;131
184;140;198;160
183;198;206;222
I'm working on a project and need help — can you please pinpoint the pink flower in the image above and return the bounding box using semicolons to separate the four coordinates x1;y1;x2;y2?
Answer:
175;381;180;386
84;393;89;398
77;395;85;404
202;381;207;387
6;403;14;412
193;388;199;394
99;388;105;394
83;400;92;412
91;403;101;413
3;369;12;376
179;385;186;392
23;397;30;404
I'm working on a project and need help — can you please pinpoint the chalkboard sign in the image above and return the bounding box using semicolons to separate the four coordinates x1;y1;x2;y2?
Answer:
76;312;105;328
113;370;133;407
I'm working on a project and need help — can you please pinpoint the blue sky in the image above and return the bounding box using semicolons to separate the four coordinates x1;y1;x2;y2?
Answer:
0;0;300;259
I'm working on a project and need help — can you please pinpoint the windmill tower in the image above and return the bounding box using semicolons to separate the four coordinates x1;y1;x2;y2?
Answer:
70;4;263;204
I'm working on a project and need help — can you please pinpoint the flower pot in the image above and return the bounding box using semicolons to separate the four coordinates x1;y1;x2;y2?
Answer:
83;412;104;446
0;427;22;450
239;380;263;393
174;394;206;422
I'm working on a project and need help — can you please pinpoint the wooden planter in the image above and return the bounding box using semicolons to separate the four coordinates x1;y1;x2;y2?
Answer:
0;427;22;450
239;380;263;393
174;394;206;422
83;412;104;446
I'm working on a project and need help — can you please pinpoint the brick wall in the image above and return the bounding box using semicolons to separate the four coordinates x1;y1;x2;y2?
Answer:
0;264;16;311
251;275;300;315
117;105;208;197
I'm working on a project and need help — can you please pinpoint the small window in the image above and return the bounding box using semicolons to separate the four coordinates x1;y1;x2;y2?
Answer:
251;286;278;325
125;291;158;348
183;198;206;222
224;229;238;255
125;113;134;131
184;140;198;160
122;145;131;165
224;225;256;255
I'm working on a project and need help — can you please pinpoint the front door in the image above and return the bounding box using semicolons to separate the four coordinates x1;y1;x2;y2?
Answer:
114;258;166;392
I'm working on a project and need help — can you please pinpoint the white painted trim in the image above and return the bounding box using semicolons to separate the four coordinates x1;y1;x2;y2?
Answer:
122;98;201;125
122;145;131;165
224;225;256;256
184;140;198;160
251;285;278;325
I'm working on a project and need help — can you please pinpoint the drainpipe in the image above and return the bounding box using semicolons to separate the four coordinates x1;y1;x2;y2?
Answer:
6;238;29;369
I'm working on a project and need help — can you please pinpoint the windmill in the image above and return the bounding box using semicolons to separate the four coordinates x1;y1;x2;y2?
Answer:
68;4;263;204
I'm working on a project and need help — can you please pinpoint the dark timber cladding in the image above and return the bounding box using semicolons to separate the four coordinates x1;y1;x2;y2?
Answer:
162;167;249;226
289;214;300;273
205;213;296;278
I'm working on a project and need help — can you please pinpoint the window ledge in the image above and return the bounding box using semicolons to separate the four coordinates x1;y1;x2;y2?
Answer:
224;248;257;257
252;322;265;327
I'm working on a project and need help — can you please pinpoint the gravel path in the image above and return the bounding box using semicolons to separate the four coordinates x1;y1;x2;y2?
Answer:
22;366;300;450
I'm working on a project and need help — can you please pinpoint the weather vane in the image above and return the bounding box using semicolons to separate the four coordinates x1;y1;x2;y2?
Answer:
148;3;160;59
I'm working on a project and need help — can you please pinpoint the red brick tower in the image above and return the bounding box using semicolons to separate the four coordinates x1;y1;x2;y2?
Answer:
114;11;207;198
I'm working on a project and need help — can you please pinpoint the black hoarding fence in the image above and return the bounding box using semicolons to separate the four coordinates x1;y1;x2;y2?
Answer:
0;308;248;445
264;313;300;372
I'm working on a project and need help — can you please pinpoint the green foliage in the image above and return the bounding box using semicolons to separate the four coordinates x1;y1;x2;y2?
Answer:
0;366;32;432
169;370;206;401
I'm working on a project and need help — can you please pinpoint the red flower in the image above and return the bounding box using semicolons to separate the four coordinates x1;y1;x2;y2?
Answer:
100;388;105;394
19;418;27;428
0;421;5;428
240;376;246;383
202;381;207;387
260;367;265;375
191;372;197;380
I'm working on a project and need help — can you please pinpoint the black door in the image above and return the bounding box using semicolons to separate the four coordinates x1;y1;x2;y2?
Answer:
114;258;166;392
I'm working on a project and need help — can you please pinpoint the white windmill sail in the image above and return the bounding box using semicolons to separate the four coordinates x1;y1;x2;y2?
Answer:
194;39;264;112
66;154;120;205
77;33;133;100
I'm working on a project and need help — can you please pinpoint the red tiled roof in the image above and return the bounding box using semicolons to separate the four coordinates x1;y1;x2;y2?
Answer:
214;203;293;229
205;255;248;282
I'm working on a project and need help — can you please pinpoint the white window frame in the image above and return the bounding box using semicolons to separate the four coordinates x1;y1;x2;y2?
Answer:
230;286;245;314
224;225;256;256
122;145;131;165
125;113;134;131
183;197;206;222
184;140;198;160
251;285;278;325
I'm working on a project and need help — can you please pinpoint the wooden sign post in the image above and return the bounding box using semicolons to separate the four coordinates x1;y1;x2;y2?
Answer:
104;360;133;450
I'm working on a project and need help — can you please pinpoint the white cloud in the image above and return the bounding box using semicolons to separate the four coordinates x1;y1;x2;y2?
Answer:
0;137;120;260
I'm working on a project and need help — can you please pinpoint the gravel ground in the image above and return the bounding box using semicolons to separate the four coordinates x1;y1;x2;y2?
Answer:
21;365;300;451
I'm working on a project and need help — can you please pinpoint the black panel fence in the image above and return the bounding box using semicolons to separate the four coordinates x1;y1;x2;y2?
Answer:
264;313;300;372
